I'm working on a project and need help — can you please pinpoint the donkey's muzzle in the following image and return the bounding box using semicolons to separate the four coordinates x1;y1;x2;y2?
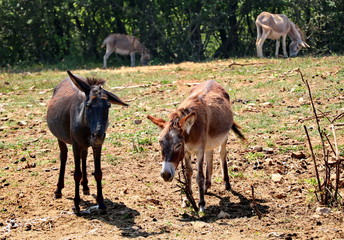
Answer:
160;162;175;182
91;131;106;146
161;171;173;182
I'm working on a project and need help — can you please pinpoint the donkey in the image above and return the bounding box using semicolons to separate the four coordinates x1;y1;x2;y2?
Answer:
255;12;310;58
47;70;128;213
101;34;151;68
148;80;245;212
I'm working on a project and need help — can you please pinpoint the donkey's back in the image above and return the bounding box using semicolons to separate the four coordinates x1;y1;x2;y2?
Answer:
47;77;84;144
181;80;234;139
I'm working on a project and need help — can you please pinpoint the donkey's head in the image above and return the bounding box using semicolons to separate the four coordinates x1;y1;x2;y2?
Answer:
67;71;128;147
148;111;196;182
289;25;310;57
140;51;151;66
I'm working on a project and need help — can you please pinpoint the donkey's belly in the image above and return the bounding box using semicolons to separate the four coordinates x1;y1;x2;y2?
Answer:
205;133;228;151
268;32;283;40
115;48;131;55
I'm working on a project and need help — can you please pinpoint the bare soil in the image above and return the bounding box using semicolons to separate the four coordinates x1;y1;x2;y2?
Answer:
0;59;343;240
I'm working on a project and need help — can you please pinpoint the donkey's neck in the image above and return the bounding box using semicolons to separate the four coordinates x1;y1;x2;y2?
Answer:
288;22;302;42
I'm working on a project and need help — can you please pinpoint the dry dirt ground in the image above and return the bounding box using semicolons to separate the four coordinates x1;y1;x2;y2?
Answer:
0;59;343;240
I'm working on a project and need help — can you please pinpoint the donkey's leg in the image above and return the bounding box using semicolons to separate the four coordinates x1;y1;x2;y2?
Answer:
92;146;106;212
81;149;90;195
55;140;68;199
72;143;82;213
182;151;193;208
196;149;206;212
255;25;263;57
184;151;193;194
220;137;230;190
130;52;136;67
204;150;214;193
103;48;113;69
282;34;288;57
257;29;269;58
275;39;280;57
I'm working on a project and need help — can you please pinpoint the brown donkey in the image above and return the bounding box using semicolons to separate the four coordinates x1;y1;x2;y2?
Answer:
148;80;245;212
101;34;151;68
47;71;128;213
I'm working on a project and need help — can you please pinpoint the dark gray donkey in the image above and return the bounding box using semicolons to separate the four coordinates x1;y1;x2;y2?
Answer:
101;34;151;68
47;70;128;214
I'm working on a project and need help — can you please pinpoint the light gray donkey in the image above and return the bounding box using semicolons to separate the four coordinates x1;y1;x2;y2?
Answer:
256;12;309;58
101;34;151;68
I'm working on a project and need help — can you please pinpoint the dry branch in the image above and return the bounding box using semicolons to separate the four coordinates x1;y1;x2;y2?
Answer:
299;68;343;207
176;160;199;214
228;61;264;68
250;185;263;220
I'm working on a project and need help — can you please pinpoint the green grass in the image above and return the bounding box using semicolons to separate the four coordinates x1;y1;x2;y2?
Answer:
0;56;343;185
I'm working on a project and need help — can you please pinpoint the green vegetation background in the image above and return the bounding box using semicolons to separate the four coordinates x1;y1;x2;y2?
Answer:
1;0;343;69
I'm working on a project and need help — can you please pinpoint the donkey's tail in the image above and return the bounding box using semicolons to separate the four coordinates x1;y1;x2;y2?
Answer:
101;36;109;48
232;122;246;140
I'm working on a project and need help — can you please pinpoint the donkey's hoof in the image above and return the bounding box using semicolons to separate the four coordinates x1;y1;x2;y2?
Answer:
72;206;80;215
225;183;231;191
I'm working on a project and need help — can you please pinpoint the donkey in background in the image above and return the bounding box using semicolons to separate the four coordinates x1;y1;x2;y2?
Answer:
101;34;151;68
255;12;310;58
148;80;245;212
47;71;128;213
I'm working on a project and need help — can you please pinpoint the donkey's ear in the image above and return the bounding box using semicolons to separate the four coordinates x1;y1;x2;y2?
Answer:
147;115;166;129
104;90;129;107
67;70;90;94
302;42;310;48
179;111;196;134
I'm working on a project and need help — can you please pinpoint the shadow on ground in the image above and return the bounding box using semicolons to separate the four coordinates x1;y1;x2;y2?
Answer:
70;195;164;238
179;188;269;222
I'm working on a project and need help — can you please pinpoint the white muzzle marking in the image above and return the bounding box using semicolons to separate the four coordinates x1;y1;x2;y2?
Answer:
161;162;175;182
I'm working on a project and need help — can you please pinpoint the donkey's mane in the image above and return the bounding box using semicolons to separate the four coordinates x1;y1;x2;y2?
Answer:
295;24;306;41
86;77;106;86
169;108;193;128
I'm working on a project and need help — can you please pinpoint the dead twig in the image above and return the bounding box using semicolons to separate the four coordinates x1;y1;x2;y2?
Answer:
250;185;263;220
299;68;343;207
304;125;323;197
228;61;264;68
176;160;199;214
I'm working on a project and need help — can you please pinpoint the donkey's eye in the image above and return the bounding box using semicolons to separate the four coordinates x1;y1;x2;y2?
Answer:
174;143;182;151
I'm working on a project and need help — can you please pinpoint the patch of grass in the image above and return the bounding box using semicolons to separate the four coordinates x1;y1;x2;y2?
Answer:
229;170;244;179
245;152;265;161
303;178;319;186
106;155;121;166
278;145;305;153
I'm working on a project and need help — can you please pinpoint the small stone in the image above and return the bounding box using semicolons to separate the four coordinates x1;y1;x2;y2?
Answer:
271;173;283;182
134;119;142;125
316;207;331;215
252;146;263;152
291;151;306;159
263;147;274;154
217;210;230;219
275;193;287;199
192;221;209;229
18;121;27;126
261;102;273;107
